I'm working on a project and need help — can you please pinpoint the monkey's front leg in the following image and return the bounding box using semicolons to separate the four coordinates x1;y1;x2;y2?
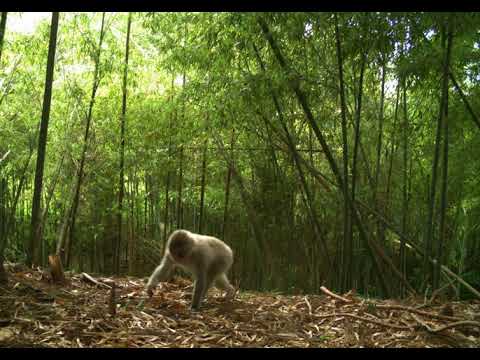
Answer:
191;272;210;311
145;255;175;296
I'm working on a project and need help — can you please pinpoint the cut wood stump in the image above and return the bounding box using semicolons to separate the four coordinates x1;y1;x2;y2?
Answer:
48;254;66;284
0;262;7;284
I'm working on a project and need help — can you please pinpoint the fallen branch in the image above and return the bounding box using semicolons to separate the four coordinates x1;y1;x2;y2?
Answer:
304;296;312;315
81;272;111;289
355;200;480;300
411;313;480;334
375;304;462;322
430;320;480;333
411;313;434;332
313;312;410;330
440;266;480;300
320;286;352;303
449;70;480;132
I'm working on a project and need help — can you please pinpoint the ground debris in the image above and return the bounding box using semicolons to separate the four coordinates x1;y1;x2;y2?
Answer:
0;267;479;348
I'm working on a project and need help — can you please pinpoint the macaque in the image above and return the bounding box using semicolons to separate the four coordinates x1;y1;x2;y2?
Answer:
145;229;235;311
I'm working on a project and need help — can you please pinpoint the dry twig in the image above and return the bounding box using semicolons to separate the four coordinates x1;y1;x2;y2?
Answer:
320;286;352;303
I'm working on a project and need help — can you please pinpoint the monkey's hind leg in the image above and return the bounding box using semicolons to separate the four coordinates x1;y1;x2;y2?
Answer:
191;274;215;311
215;274;235;299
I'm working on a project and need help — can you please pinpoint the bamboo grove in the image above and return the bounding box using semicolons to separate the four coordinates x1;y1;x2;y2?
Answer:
0;12;479;299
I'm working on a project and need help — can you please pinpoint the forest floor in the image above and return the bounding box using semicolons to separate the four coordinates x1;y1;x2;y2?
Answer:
0;264;479;348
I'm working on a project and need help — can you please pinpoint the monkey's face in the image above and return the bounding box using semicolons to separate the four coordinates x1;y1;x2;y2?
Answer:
169;236;192;262
172;246;188;260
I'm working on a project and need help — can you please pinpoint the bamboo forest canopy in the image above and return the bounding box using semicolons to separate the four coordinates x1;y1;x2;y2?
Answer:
0;12;479;300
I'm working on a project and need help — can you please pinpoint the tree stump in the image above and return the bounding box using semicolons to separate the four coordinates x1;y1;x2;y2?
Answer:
0;262;7;284
48;254;66;284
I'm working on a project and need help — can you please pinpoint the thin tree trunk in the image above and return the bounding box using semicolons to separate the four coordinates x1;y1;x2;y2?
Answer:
213;133;273;277
64;12;106;268
354;198;479;298
374;60;386;196
291;149;417;294
144;174;148;238
334;14;351;293
385;81;401;210
162;76;175;248
177;146;184;229
0;147;33;273
176;61;187;230
116;12;132;275
349;49;366;293
449;71;480;132
39;153;65;257
259;16;392;297
0;12;7;61
128;172;135;274
425;18;452;290
198;138;208;234
222;129;235;240
163;171;170;243
28;12;59;267
374;58;387;292
0;176;6;283
252;42;333;274
434;19;453;290
400;78;409;297
55;177;76;257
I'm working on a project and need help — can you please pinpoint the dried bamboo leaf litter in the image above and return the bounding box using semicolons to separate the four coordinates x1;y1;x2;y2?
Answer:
0;266;479;348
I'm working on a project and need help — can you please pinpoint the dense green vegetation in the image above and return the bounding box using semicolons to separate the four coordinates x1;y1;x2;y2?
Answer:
1;12;479;300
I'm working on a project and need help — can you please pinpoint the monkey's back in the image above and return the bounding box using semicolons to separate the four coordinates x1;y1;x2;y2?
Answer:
195;234;234;266
167;230;233;275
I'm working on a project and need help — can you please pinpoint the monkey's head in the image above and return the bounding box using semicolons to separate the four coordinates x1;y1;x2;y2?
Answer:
168;230;194;262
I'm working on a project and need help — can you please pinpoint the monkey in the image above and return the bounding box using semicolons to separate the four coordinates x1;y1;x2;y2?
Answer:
145;229;235;311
